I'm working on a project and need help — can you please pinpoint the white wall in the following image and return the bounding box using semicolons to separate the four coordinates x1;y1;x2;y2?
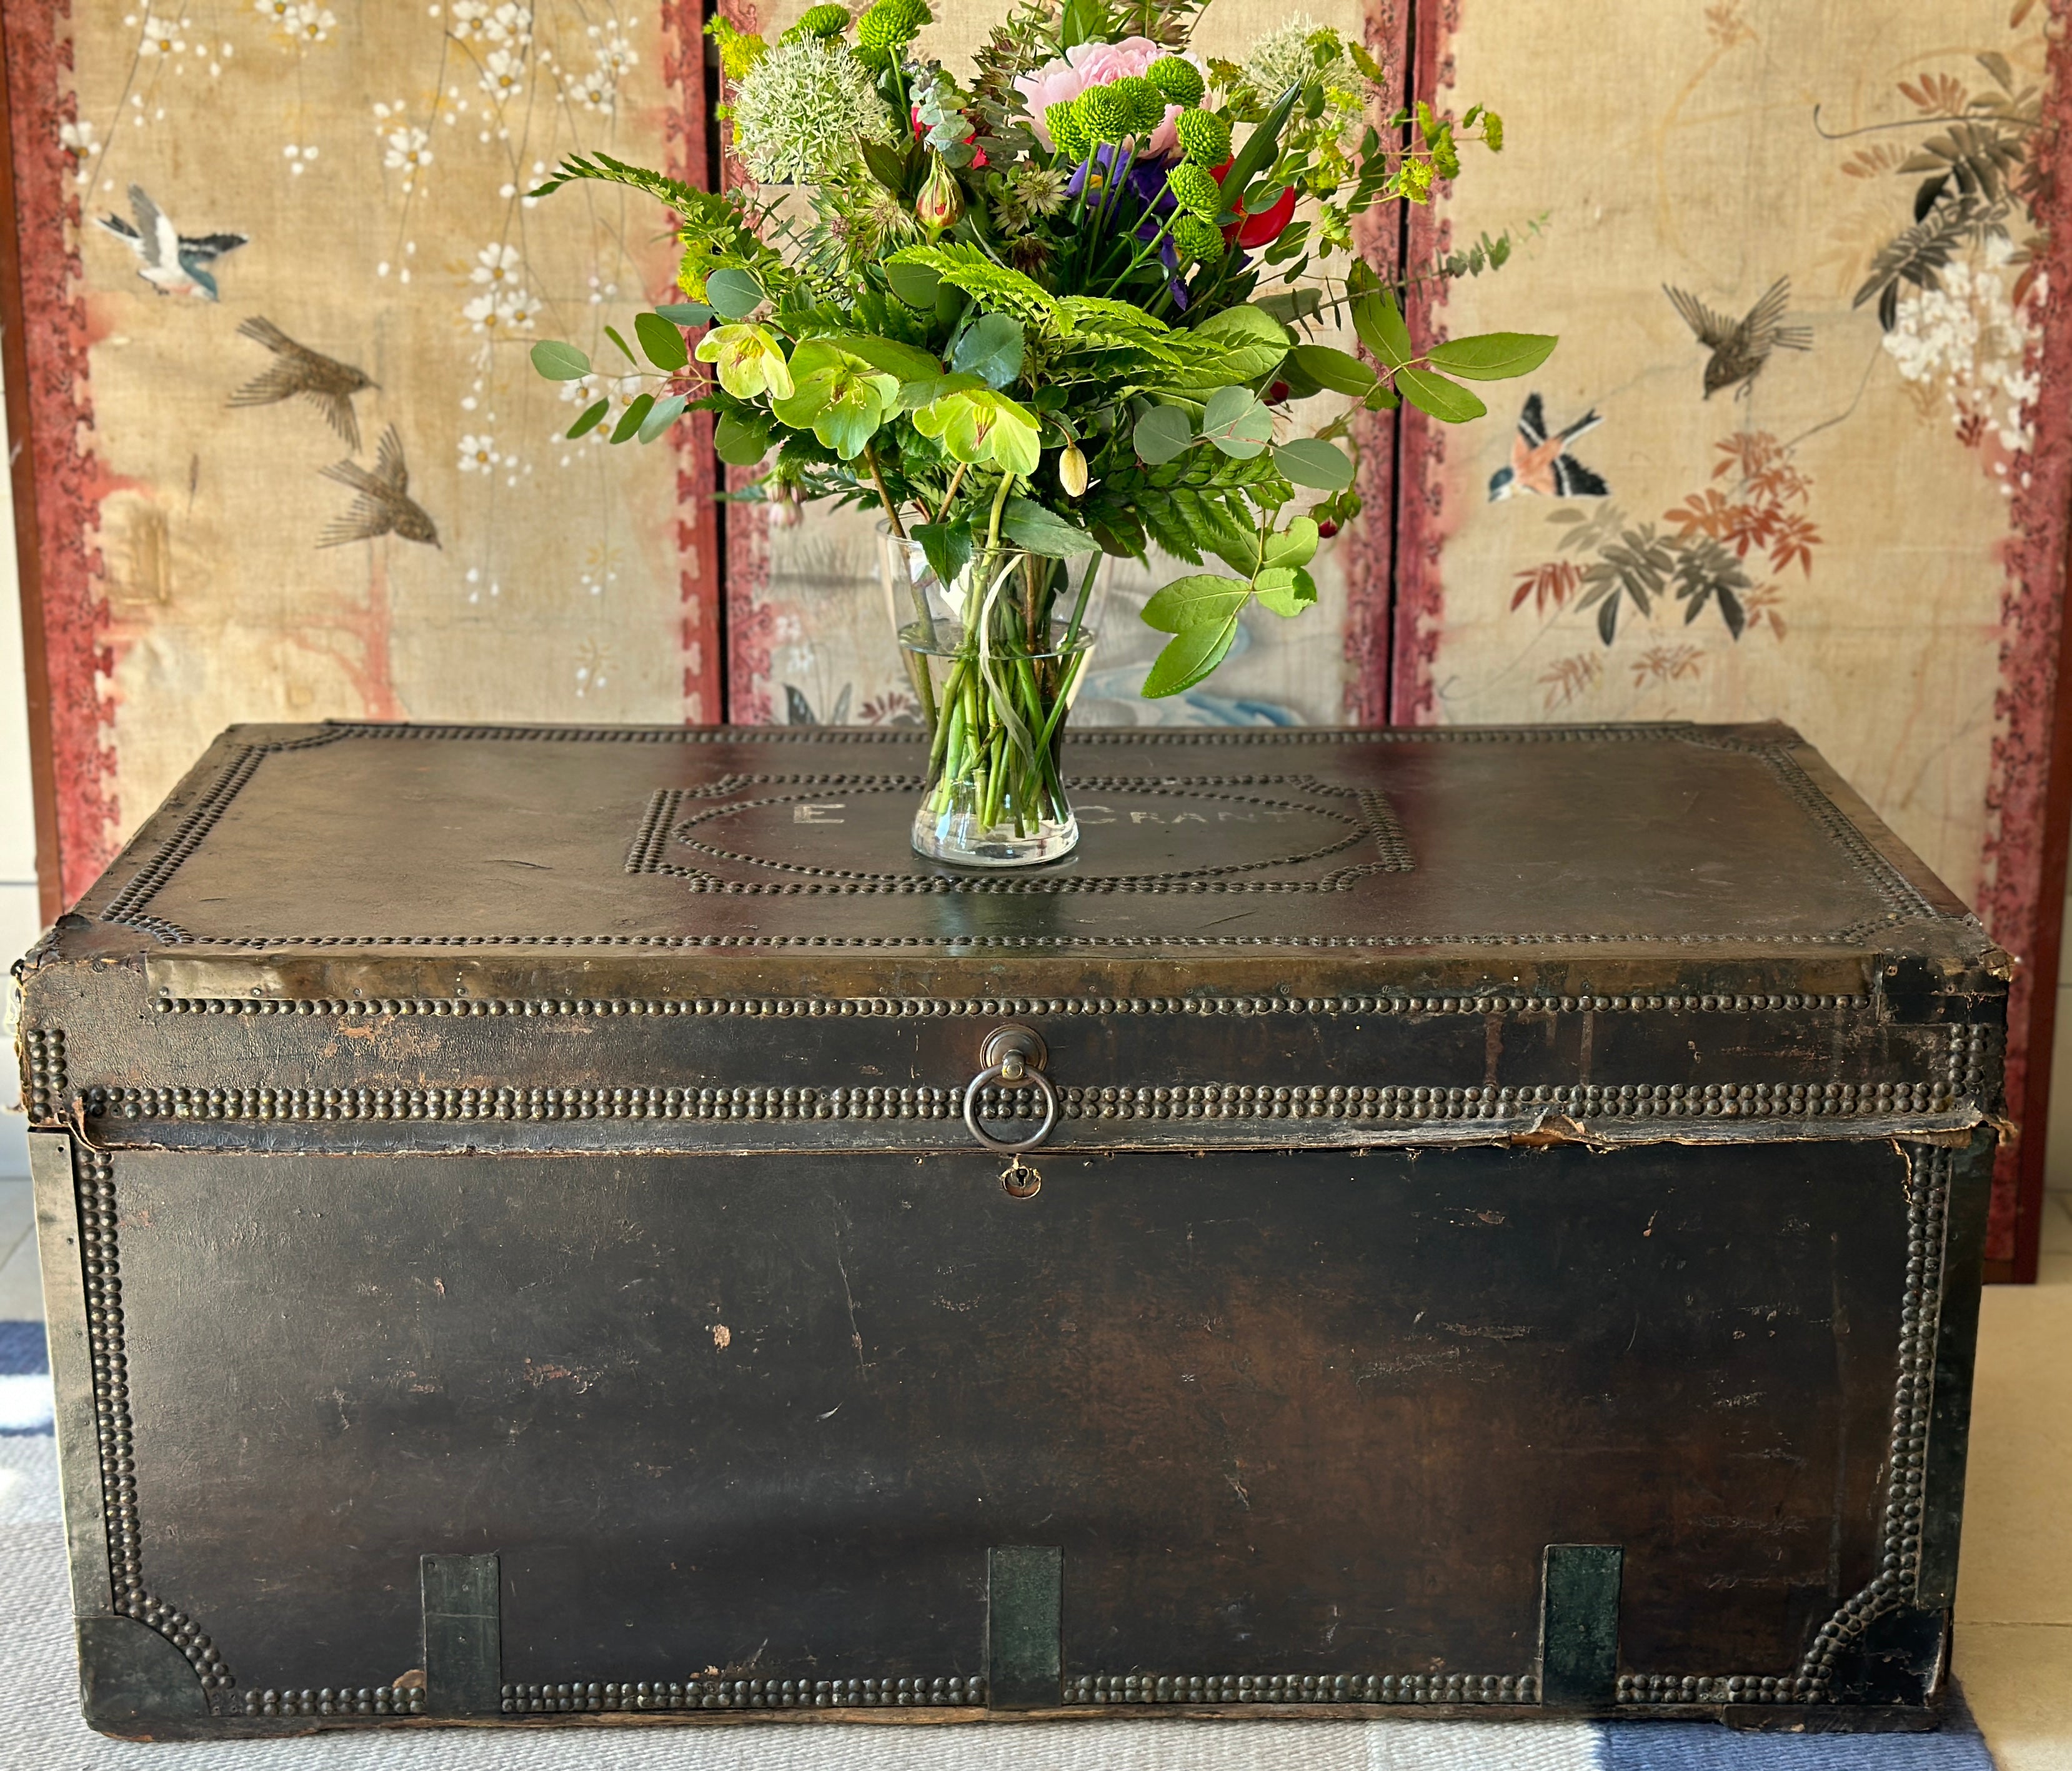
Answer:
0;356;41;1179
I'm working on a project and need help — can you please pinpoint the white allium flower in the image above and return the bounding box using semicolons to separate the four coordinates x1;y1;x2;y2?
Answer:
1242;16;1364;147
730;37;892;186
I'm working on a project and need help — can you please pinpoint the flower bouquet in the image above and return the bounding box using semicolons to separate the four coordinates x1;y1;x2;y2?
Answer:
529;0;1552;865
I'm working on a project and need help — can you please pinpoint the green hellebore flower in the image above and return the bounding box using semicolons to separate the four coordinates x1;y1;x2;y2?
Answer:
695;324;795;401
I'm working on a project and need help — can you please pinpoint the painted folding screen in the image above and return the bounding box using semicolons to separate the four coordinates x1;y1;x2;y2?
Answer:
1;0;722;897
6;0;2071;1272
1385;0;2072;1272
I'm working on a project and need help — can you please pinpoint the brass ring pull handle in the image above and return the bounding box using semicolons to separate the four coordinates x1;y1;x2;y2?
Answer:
963;1024;1057;1155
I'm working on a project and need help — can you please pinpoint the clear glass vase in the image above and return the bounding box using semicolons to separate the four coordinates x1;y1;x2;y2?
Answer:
880;531;1108;867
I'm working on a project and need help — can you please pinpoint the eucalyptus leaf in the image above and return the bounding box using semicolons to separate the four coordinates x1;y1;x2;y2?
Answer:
1002;497;1098;557
634;311;690;372
1141;572;1250;633
702;266;765;319
653;302;712;327
530;339;591;381
952;314;1025;391
609;392;655;444
1199;387;1273;459
566;397;609;439
1133;404;1195;465
1142;611;1242;698
1424;331;1559;381
638;390;690;442
1395;366;1488;423
1350;291;1413;369
604;325;637;365
1273;438;1356;490
1287;342;1377;397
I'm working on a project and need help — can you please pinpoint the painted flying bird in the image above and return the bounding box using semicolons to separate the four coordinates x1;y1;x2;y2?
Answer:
96;184;247;300
1663;276;1812;399
317;427;440;549
229;317;374;452
1487;394;1610;502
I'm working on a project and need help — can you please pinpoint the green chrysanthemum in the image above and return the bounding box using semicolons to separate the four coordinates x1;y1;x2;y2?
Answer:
856;0;929;51
1046;97;1091;161
1115;76;1165;136
1165;161;1222;217
780;2;850;40
1172;214;1226;263
1075;84;1127;144
1173;107;1231;166
1147;56;1205;107
730;36;894;183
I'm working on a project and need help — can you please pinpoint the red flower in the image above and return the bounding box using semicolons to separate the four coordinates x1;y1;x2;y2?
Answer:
911;106;988;169
1211;159;1297;248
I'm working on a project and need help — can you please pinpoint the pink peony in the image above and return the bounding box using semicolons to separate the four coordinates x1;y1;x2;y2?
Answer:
1014;36;1197;159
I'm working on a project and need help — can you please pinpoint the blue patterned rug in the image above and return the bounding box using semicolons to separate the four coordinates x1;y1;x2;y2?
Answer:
0;1320;1995;1769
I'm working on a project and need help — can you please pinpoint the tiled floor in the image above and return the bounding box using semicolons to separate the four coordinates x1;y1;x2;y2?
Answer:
0;1177;36;1320
1953;1188;2072;1770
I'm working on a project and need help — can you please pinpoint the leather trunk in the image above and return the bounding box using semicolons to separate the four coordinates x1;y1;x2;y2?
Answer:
12;720;2005;1737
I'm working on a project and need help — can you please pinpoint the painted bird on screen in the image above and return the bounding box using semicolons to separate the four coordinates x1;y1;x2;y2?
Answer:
1663;276;1812;399
96;184;247;300
318;427;440;549
229;317;374;452
1487;394;1610;502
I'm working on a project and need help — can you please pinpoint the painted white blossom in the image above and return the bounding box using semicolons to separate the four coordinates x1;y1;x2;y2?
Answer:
458;433;500;472
479;47;525;103
471;242;521;285
730;36;892;184
1883;237;2044;456
59;118;96;157
292;1;336;43
384;126;433;174
462;285;536;334
138;16;187;57
486;2;532;45
448;0;492;40
575;36;638;113
252;0;294;27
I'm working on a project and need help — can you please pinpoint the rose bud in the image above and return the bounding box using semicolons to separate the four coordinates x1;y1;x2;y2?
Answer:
1316;518;1340;539
915;153;965;235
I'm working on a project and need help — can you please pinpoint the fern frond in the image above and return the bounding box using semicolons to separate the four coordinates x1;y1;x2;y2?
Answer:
887;243;1061;324
530;151;722;221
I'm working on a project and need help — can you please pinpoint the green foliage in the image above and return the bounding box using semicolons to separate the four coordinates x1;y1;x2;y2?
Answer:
527;0;1535;705
634;311;690;372
530;341;591;381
